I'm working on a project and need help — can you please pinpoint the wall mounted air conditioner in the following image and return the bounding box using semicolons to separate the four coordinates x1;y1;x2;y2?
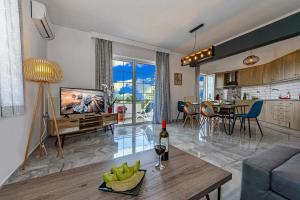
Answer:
31;0;55;40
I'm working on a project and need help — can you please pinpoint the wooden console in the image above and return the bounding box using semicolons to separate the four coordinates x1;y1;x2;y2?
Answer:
49;113;118;146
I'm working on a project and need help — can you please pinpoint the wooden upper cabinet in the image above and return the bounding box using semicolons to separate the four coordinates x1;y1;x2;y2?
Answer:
283;53;296;80
254;65;264;85
238;68;251;86
272;58;284;82
263;63;273;84
295;50;300;78
215;73;224;89
238;65;263;86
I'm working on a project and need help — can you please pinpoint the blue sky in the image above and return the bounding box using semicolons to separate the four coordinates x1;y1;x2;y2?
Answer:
113;62;155;101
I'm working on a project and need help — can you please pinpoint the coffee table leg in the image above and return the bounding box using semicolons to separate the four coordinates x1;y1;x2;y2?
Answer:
218;187;221;200
206;194;210;200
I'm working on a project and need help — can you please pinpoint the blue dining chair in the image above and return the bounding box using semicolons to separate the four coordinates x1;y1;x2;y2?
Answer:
233;100;264;138
176;101;186;122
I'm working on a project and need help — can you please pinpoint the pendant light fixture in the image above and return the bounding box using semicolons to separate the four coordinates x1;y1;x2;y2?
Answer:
243;51;259;65
181;24;214;67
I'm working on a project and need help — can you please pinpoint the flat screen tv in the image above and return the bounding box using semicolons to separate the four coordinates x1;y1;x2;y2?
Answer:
60;87;105;115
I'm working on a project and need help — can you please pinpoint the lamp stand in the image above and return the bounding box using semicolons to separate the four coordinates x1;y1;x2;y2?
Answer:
22;82;64;169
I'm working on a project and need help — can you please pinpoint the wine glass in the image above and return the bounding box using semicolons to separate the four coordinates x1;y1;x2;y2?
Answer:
154;144;166;170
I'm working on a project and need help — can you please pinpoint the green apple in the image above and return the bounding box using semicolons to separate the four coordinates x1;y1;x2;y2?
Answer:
103;172;117;184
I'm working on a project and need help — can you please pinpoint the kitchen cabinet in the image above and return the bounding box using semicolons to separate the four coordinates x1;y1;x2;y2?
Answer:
295;50;300;78
238;68;252;86
238;65;263;86
215;73;224;89
259;100;300;131
283;53;296;80
271;58;284;82
262;63;272;84
290;101;300;130
263;59;284;84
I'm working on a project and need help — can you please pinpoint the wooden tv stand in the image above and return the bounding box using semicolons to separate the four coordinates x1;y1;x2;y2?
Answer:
49;113;118;147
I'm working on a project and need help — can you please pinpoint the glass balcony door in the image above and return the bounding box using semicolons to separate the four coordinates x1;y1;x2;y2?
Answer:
112;59;155;125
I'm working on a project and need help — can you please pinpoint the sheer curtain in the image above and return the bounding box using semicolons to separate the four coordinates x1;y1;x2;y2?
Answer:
153;52;171;123
0;0;24;118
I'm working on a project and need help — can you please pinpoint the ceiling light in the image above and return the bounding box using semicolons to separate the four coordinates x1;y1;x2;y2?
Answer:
181;23;214;67
243;53;259;65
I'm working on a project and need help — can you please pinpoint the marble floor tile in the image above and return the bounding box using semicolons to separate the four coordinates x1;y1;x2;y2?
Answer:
4;121;300;200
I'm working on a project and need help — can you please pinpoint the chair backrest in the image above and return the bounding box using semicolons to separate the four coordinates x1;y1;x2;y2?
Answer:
247;100;264;118
145;102;154;113
200;101;215;117
177;101;185;112
183;102;195;114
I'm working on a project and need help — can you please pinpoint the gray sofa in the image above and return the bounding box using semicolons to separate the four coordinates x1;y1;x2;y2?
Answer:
241;145;300;200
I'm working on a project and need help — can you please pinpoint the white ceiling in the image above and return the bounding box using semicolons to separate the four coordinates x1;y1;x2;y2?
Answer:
37;0;300;54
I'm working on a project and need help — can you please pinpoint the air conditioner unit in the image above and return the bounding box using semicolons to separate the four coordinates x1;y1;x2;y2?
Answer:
31;0;55;40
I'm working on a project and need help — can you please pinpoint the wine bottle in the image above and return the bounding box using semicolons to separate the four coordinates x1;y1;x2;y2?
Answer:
159;119;169;161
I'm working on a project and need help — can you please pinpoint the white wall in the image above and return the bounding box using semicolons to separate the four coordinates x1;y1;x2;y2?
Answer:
0;0;47;186
47;25;195;120
169;53;195;119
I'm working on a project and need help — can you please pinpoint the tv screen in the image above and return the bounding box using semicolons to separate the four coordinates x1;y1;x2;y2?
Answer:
60;87;105;115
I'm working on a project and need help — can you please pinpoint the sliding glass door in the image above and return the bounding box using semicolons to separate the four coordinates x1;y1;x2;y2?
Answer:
112;59;155;125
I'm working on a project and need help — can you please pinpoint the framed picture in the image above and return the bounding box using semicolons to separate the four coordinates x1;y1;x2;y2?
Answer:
174;73;182;85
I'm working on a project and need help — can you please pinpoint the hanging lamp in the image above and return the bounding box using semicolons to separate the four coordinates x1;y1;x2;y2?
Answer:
181;24;214;67
243;51;260;65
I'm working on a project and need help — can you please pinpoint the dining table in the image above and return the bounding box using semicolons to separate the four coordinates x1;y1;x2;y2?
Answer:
212;104;249;135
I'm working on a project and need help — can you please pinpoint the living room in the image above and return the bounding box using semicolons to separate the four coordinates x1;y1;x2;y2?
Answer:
0;0;300;200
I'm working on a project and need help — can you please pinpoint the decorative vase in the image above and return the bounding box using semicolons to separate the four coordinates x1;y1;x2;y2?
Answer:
118;112;125;122
108;107;113;113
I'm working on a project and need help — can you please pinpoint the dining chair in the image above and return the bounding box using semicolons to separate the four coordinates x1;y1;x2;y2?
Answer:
183;102;198;128
176;101;186;122
199;101;220;130
233;100;264;138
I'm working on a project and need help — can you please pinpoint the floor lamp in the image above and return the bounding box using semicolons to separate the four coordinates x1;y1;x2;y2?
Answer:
22;58;64;169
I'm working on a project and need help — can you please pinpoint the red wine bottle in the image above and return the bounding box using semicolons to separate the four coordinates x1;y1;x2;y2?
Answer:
160;119;169;161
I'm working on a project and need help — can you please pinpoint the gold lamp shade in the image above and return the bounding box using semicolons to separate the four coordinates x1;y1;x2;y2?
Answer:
24;58;63;83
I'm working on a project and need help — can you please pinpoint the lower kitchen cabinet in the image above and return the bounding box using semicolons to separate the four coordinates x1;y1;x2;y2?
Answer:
259;100;300;130
290;101;300;130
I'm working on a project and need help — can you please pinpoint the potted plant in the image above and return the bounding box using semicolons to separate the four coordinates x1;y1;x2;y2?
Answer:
117;105;127;121
107;98;117;113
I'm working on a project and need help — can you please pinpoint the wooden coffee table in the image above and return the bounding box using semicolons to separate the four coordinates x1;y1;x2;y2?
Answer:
0;146;232;200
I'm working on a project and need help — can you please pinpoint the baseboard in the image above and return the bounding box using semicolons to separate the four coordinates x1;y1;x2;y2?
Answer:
0;142;41;187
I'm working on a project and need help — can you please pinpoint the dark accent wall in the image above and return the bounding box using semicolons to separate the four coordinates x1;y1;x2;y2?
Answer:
203;11;300;63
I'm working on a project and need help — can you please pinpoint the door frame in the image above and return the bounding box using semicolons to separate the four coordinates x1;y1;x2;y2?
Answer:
112;55;155;125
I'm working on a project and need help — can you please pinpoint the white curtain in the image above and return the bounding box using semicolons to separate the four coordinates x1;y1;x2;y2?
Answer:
95;38;112;89
195;66;200;102
153;52;171;123
0;0;24;118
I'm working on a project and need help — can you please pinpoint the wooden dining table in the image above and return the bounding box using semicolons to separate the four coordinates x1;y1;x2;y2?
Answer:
212;104;249;135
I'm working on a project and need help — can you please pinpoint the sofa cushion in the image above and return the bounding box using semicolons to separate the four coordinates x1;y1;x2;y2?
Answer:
272;153;300;200
241;145;300;200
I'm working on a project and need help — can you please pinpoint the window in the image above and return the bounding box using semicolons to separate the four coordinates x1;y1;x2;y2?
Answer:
199;74;215;101
206;74;215;100
199;74;206;101
0;0;24;118
112;58;155;124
